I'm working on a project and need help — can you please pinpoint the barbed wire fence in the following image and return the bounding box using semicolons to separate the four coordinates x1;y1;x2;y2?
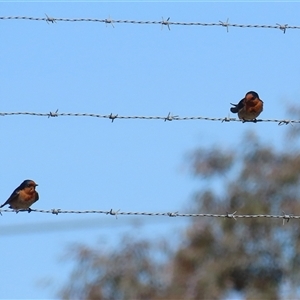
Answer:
0;15;296;33
0;15;297;128
0;15;296;127
1;15;299;224
0;208;296;225
0;111;297;125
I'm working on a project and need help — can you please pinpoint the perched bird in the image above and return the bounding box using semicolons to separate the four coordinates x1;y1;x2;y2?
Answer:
0;180;39;211
230;91;263;121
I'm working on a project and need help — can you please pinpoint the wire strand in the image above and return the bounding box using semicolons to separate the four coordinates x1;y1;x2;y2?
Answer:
0;111;296;125
0;15;296;33
0;208;295;224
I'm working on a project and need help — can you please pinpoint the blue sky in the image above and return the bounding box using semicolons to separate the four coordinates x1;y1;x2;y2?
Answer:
1;2;300;299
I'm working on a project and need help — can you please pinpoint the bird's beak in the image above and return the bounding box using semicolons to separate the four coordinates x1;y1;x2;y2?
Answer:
35;184;38;186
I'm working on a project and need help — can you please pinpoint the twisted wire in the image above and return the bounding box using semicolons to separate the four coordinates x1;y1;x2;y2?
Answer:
0;111;296;125
0;16;296;33
0;208;295;224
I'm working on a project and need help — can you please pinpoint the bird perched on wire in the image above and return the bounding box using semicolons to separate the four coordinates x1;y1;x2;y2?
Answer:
0;180;39;211
230;91;263;122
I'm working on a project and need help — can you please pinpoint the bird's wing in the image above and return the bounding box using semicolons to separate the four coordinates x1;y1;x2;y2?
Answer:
0;189;20;208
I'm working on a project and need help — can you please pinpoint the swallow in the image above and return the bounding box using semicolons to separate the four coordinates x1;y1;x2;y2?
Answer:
0;180;39;211
230;91;263;122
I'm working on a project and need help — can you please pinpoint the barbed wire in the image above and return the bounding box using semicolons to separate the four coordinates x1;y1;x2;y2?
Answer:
0;15;296;33
0;111;297;125
0;208;296;224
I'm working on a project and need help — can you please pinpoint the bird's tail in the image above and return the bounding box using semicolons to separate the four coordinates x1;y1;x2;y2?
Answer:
230;103;239;113
0;200;8;208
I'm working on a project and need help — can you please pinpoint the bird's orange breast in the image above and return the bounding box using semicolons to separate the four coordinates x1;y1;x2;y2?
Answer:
244;99;263;113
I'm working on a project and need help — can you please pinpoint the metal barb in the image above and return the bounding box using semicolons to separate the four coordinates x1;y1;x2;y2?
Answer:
282;211;292;225
222;116;231;122
108;208;120;219
45;13;56;24
167;211;178;217
48;109;59;118
276;23;288;33
161;17;171;30
109;113;118;122
51;208;61;215
164;112;178;121
278;120;290;126
226;211;237;220
105;15;115;28
219;18;230;32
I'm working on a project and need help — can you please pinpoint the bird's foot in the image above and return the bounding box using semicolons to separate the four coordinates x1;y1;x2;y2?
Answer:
13;208;32;213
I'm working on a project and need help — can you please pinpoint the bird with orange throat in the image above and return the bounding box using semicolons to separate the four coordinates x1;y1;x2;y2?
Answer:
0;180;39;211
230;91;263;122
